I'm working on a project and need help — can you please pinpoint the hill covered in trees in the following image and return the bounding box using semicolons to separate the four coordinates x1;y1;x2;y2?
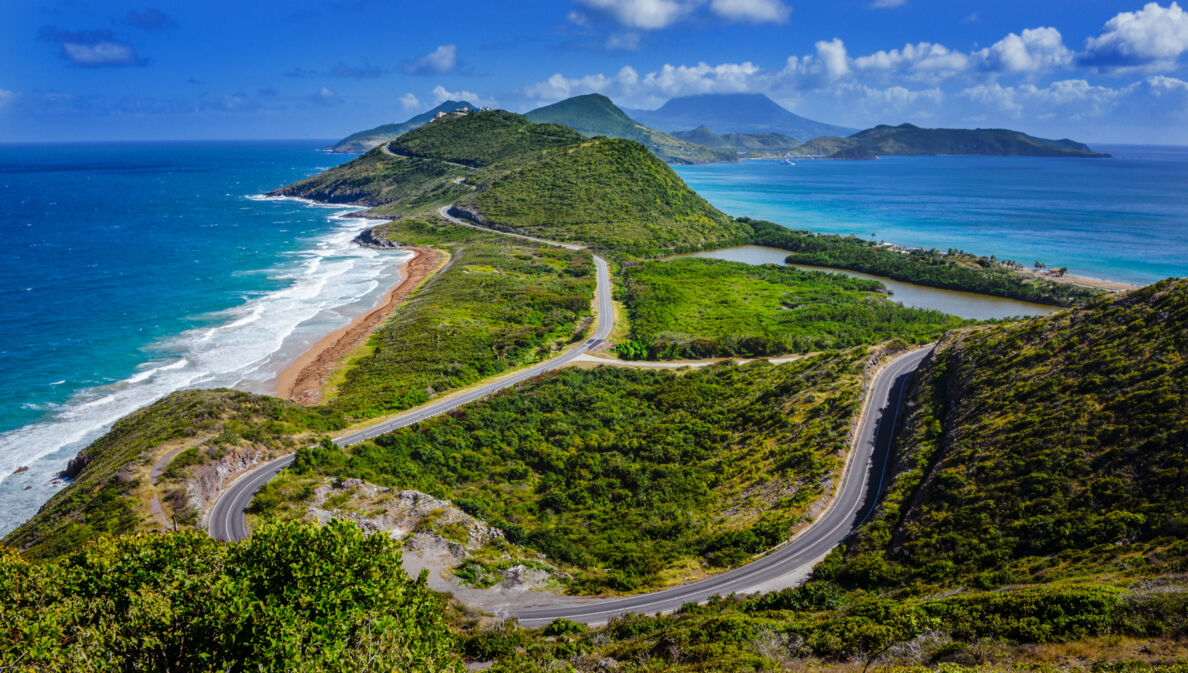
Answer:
274;110;747;256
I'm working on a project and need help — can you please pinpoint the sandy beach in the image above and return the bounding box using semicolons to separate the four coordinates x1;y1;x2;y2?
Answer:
1020;268;1140;292
276;247;440;405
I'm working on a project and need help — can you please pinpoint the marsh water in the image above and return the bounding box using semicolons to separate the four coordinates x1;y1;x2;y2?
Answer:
669;245;1059;320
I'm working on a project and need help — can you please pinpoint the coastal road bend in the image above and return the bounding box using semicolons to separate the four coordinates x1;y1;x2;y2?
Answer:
207;217;611;542
206;204;931;626
509;346;930;626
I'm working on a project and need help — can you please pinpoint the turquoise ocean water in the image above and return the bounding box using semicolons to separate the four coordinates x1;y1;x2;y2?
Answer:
0;141;1185;535
0;141;416;534
673;145;1188;285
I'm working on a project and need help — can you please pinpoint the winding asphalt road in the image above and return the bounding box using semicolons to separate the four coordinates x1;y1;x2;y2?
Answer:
207;213;610;542
206;207;931;625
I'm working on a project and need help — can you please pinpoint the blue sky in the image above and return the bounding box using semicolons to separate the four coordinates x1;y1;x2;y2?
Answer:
2;1;1187;143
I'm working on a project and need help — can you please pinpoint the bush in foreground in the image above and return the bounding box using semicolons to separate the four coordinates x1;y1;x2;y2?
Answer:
0;519;461;672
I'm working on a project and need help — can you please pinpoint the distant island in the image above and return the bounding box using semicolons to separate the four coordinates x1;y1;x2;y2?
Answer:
795;123;1109;159
323;94;1107;165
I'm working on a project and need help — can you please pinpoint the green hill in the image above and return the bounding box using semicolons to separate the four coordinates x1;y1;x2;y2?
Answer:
671;125;801;154
525;94;735;164
469;137;750;256
275;110;748;256
798;123;1109;158
321;99;475;153
845;278;1188;588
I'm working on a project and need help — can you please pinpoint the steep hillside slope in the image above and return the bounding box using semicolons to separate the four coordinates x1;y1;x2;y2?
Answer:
468;137;750;256
627;93;853;141
525;94;735;164
799;123;1109;158
321;99;475;153
847;278;1188;587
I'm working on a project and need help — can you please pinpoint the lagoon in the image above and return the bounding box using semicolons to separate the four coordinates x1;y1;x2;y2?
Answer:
671;246;1058;320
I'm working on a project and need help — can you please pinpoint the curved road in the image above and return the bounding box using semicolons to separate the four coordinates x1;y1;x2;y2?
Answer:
208;213;610;542
207;207;931;625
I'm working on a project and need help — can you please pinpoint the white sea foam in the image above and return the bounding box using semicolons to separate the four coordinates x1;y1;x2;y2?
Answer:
0;199;407;535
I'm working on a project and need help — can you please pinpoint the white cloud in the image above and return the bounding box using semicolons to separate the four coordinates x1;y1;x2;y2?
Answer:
567;10;591;26
523;66;639;102
781;39;850;88
431;85;492;107
976;27;1073;73
959;76;1188;126
404;44;458;75
1082;2;1188;72
709;0;790;23
39;27;147;67
641;61;761;96
605;32;643;50
399;93;422;112
870;0;907;8
0;89;16;111
575;0;698;29
853;42;969;81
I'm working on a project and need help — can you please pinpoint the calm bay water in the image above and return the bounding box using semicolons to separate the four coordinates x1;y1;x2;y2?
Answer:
0;141;412;535
670;246;1056;320
673;145;1188;285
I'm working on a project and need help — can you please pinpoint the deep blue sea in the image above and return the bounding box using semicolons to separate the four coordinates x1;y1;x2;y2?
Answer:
0;141;416;534
0;141;1186;536
673;145;1188;285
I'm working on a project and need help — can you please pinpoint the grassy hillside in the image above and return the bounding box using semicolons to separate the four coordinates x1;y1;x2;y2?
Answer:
2;390;344;559
275;110;747;257
525;94;735;164
471;138;750;256
285;351;871;593
616;257;966;359
388;110;583;167
322;99;475;153
328;216;594;418
844;278;1188;589
747;218;1102;306
799;123;1109;158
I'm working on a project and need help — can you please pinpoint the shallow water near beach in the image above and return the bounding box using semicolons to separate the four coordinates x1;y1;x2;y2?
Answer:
673;145;1188;286
0;141;414;535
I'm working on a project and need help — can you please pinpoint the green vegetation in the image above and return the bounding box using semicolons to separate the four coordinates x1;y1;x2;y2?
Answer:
461;582;1187;672
841;278;1188;589
0;519;462;672
796;123;1109;158
615;257;965;360
388;110;583;167
3;390;344;559
276;110;749;257
271;146;474;214
671;125;802;155
323;99;475;153
525;94;736;164
290;352;870;593
746;218;1102;307
329;215;594;418
472;138;750;256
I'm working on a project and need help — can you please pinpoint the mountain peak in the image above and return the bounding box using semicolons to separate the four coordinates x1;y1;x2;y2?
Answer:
625;93;854;142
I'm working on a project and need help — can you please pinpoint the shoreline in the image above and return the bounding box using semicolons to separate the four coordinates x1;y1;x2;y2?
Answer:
275;246;440;406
